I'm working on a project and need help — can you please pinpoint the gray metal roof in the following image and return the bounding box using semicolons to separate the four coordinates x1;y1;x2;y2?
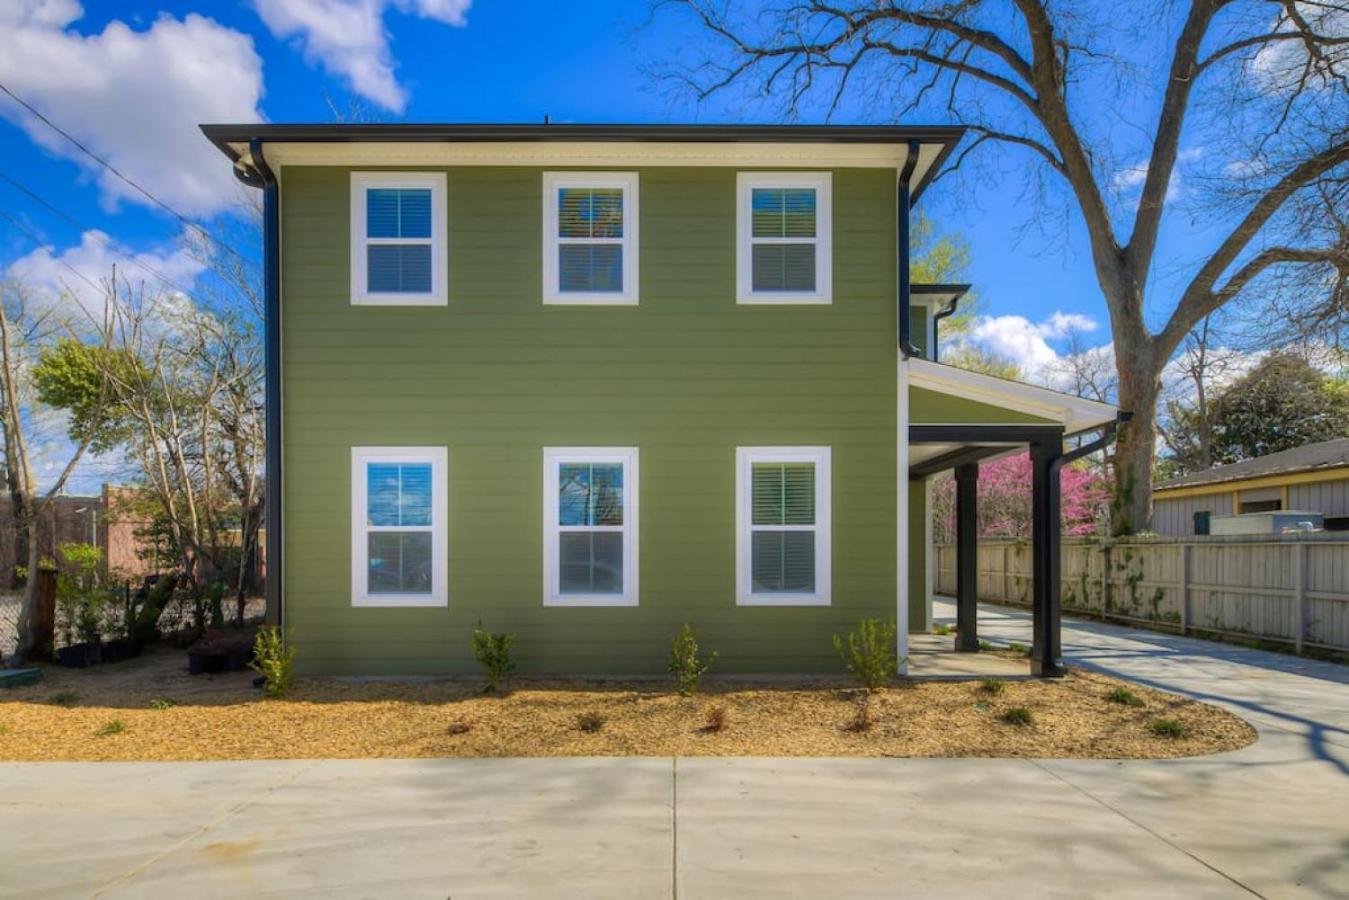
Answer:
1156;438;1349;490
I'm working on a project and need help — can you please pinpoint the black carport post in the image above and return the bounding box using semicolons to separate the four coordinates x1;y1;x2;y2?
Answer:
1029;438;1066;677
954;463;980;652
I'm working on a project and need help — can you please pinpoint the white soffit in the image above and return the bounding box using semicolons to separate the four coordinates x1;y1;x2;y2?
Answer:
908;357;1118;435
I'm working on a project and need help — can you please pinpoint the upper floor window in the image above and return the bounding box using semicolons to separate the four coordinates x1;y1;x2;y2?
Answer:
351;447;447;607
350;172;447;306
543;172;638;304
736;172;832;305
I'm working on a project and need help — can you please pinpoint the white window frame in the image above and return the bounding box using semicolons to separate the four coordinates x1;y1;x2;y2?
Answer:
542;446;639;606
736;446;831;606
736;172;832;305
350;172;448;306
542;172;639;305
351;446;448;607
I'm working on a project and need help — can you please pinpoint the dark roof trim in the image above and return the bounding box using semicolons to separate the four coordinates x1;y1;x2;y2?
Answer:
911;283;972;300
202;123;965;200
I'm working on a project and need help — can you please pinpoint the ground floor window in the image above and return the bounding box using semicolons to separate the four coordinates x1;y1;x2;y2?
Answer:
736;446;831;605
543;447;639;606
351;447;447;607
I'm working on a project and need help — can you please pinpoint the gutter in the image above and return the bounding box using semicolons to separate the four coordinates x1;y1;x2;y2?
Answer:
897;140;921;359
1051;411;1132;476
931;296;960;362
232;139;283;630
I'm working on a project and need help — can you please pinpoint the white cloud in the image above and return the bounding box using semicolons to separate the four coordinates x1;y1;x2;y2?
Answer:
0;2;265;217
5;229;205;323
252;0;471;111
1111;148;1202;203
963;311;1100;376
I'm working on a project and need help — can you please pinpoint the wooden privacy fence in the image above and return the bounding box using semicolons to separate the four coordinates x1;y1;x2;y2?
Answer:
934;535;1349;654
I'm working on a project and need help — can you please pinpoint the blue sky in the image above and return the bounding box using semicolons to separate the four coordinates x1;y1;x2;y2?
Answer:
1;0;1267;489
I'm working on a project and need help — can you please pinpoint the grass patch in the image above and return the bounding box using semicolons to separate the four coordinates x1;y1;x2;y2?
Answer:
933;623;954;636
148;698;176;710
1008;642;1029;656
978;640;996;652
1107;687;1144;707
576;711;605;734
48;691;80;707
978;677;1007;695
96;720;127;737
1001;706;1034;727
1149;719;1186;738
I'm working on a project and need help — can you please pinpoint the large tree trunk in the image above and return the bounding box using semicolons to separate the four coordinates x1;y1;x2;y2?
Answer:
1113;350;1162;535
13;519;40;660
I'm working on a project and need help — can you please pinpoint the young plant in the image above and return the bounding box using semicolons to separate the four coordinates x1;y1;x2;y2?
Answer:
1150;719;1186;738
149;698;176;710
667;623;717;696
932;623;954;636
703;705;730;733
250;626;296;698
979;677;1007;695
48;691;80;707
471;625;516;693
846;694;876;732
576;711;605;733
1108;687;1144;707
832;618;900;691
1008;642;1029;656
96;719;126;737
446;720;473;736
1001;706;1034;727
55;543;109;647
978;640;996;652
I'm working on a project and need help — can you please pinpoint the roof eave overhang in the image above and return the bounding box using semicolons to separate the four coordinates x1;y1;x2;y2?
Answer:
200;123;965;200
908;357;1118;436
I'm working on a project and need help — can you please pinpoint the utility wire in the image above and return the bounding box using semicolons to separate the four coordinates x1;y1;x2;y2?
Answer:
0;80;253;266
0;208;106;297
0;171;204;300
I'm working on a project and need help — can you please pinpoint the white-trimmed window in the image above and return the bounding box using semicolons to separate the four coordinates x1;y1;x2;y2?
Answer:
543;447;638;606
736;447;831;605
736;172;832;304
351;447;447;607
350;172;447;305
542;172;638;304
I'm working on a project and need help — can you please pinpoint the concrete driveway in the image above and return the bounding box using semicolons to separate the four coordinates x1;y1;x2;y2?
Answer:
2;605;1346;899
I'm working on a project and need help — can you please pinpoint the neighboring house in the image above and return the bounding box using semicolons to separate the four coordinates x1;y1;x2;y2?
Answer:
0;485;157;582
203;123;1118;677
1154;438;1349;535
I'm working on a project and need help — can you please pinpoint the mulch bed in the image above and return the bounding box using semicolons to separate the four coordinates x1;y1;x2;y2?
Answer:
0;647;1256;761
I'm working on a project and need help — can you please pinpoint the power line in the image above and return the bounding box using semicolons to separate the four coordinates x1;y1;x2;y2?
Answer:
0;80;253;266
0;171;203;300
0;208;105;297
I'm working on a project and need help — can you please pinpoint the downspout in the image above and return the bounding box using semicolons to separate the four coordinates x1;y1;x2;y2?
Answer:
233;139;283;629
931;297;959;362
897;140;921;359
1051;411;1133;476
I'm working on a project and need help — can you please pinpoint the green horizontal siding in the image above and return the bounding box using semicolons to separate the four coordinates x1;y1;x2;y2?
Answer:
280;165;901;675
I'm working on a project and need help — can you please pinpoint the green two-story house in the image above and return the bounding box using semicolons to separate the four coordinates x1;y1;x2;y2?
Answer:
204;124;1117;678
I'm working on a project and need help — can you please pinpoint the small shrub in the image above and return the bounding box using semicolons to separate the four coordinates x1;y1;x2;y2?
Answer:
250;626;295;698
703;705;730;733
668;623;717;696
446;720;473;736
933;623;953;636
1008;642;1028;656
1150;719;1186;738
979;677;1007;695
149;698;175;711
472;625;516;693
48;691;80;707
1107;687;1144;707
978;640;996;652
96;719;126;737
832;618;900;692
846;693;876;732
576;711;605;733
1001;706;1034;727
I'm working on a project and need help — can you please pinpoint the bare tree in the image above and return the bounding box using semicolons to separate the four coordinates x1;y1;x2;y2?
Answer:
1;279;114;661
660;0;1348;532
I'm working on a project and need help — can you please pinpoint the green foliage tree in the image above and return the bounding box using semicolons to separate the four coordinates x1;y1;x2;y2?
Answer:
1162;353;1349;473
31;338;148;453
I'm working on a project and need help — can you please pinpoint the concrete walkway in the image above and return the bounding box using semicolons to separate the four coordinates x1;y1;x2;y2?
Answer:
2;607;1346;898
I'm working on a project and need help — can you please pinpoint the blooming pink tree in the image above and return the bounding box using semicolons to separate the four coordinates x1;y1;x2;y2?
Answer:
931;453;1110;543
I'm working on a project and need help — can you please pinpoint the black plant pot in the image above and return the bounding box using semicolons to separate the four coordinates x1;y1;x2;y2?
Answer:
56;643;94;668
101;639;132;664
226;646;251;672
